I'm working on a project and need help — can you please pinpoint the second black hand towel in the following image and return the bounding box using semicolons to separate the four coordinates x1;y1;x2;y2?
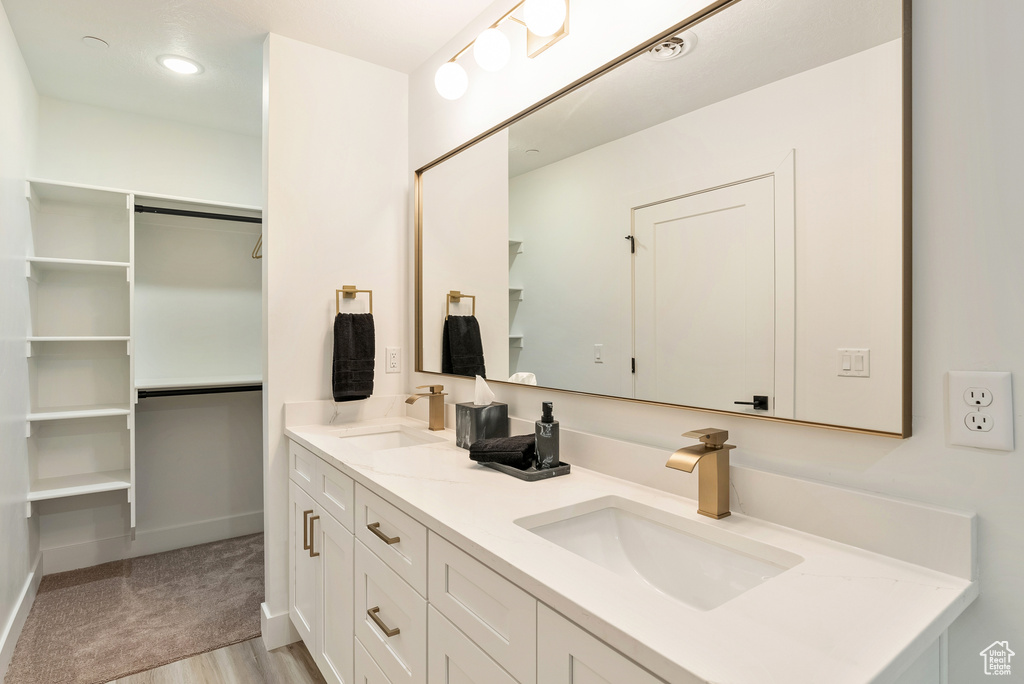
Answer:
332;312;375;402
442;314;486;378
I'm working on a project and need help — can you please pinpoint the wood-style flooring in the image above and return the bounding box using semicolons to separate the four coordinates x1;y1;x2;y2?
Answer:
103;637;326;684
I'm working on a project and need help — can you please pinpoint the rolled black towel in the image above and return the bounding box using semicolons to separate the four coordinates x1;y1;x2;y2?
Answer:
469;434;535;470
332;313;375;402
442;315;486;378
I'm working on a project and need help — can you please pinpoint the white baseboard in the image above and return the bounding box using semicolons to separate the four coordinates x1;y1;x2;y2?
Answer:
0;553;41;679
260;602;300;650
41;510;264;574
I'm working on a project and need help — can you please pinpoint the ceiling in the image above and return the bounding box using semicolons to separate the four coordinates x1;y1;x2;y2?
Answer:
508;0;902;176
4;0;495;136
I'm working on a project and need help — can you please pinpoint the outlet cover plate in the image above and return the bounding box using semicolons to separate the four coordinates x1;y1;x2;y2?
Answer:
948;371;1013;450
386;347;401;374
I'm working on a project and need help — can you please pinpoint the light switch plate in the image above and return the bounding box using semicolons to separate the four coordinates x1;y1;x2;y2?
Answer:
948;371;1013;450
837;348;870;377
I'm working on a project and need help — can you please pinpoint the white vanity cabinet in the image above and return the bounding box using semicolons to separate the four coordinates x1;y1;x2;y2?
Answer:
289;443;356;684
537;605;664;684
288;438;670;684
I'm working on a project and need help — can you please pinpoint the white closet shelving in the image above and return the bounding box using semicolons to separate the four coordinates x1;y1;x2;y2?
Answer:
24;180;136;518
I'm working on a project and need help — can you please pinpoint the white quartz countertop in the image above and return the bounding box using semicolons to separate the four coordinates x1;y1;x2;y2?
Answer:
286;418;977;684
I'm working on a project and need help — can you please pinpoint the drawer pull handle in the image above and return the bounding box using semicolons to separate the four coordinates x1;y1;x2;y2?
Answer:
302;509;314;551
367;522;400;545
309;515;320;558
367;606;400;637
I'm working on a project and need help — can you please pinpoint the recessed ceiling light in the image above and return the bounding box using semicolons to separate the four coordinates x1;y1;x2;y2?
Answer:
645;30;698;62
158;55;202;75
81;36;109;49
525;149;540;155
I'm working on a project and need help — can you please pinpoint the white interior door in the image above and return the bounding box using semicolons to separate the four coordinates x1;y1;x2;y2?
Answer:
633;176;776;413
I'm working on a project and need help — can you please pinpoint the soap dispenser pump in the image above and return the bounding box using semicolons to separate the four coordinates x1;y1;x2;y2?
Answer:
535;401;560;468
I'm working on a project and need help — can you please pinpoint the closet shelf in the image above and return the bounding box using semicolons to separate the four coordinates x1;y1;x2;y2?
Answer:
27;404;132;422
28;336;130;342
135;375;263;391
26;257;130;274
509;288;523;302
28;469;132;502
509;335;524;348
508;240;523;254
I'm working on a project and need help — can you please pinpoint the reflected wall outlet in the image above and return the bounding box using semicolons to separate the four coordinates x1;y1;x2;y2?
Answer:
948;371;1013;450
386;347;401;373
594;344;603;363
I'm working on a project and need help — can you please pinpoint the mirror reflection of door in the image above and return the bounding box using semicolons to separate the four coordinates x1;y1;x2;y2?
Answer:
633;176;775;413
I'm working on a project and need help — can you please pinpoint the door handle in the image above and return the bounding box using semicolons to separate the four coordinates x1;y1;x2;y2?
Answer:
308;515;320;558
367;606;401;637
302;509;314;551
734;395;769;411
367;522;400;545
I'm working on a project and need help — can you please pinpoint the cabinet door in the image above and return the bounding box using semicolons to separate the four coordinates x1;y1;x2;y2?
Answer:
428;607;517;684
537;605;664;684
290;481;319;647
355;638;394;684
318;507;355;684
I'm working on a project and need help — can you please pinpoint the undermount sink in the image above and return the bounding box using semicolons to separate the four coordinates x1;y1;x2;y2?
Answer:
515;496;803;611
331;424;447;451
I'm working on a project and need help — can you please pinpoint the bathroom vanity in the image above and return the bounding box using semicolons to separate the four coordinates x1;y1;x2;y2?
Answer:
285;417;976;684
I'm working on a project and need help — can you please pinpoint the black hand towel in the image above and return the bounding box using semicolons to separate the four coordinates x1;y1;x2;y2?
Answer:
469;434;535;470
332;313;375;402
442;315;486;378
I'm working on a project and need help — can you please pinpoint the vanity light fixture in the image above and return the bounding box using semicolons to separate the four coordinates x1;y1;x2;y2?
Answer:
158;55;202;75
434;0;569;100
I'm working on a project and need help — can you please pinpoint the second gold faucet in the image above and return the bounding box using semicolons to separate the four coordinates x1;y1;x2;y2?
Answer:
406;385;447;430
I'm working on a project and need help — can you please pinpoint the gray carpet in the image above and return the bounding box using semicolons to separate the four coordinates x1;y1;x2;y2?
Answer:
4;533;264;684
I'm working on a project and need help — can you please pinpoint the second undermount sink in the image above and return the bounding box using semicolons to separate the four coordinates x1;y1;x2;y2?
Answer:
515;496;803;611
331;424;447;451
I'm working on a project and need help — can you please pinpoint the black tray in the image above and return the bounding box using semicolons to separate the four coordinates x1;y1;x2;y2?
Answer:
479;460;571;481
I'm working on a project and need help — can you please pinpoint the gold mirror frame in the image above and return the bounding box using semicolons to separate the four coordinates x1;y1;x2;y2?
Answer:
415;0;912;438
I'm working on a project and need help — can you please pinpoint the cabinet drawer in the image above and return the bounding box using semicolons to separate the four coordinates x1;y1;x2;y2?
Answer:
356;485;428;596
315;457;355;532
355;540;427;684
428;533;536;684
537;605;665;684
428;607;517;684
290;440;317;495
355;638;393;684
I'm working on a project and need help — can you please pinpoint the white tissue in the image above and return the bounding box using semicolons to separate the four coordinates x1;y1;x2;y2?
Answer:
474;375;496;406
508;372;537;386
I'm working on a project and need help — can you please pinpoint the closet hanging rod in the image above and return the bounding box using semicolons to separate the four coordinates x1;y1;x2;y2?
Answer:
137;384;262;399
134;205;262;224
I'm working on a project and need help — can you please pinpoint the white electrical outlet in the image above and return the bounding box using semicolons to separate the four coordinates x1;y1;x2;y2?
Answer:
386;347;401;373
948;371;1013;450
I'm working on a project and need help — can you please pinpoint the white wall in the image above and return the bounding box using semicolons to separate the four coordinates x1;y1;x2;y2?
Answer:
509;41;902;431
421;131;509;379
263;33;408;642
34;97;261;207
0;0;38;673
410;1;1024;681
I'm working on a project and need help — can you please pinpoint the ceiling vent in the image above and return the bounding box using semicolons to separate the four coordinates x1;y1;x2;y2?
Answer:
646;30;697;62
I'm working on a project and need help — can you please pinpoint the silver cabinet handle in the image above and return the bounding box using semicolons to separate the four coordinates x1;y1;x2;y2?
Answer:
309;515;320;558
367;521;400;545
302;509;314;551
367;606;400;637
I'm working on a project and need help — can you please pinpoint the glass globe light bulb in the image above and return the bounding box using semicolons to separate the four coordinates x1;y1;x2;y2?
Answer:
473;28;511;72
434;61;468;100
523;0;566;38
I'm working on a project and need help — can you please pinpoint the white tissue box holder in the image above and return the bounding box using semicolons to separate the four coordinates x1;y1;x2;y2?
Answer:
456;402;509;449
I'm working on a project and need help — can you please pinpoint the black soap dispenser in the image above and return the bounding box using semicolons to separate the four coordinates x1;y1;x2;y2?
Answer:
535;401;560;469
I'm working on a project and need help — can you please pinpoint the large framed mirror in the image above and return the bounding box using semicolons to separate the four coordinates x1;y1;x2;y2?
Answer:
416;0;910;437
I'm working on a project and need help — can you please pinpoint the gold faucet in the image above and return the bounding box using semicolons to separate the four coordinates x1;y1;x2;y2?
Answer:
405;385;447;431
666;428;735;519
